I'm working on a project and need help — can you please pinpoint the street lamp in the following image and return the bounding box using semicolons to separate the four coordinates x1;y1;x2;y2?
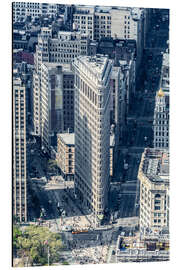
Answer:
44;240;50;266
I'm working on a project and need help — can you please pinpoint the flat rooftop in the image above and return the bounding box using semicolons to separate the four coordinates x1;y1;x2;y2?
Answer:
77;55;109;78
43;62;72;72
58;133;75;145
58;132;114;148
141;148;169;183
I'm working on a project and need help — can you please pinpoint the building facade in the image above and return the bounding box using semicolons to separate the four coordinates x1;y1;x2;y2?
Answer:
33;28;89;137
13;77;28;222
40;63;63;152
13;2;60;22
153;52;169;149
33;61;75;138
56;132;114;181
73;6;145;69
153;89;169;149
32;72;41;136
138;148;169;235
40;63;74;153
34;27;90;75
72;55;113;226
56;133;75;180
73;6;144;41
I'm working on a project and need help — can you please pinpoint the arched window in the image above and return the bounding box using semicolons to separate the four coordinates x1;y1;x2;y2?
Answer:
155;194;161;198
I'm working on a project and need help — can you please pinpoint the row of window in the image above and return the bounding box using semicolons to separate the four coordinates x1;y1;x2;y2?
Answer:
154;219;167;224
155;132;169;136
49;43;81;48
155;142;169;148
154;120;169;125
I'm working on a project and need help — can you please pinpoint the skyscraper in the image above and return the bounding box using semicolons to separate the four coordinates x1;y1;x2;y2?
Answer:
33;27;89;137
153;89;169;149
72;55;113;227
13;77;28;222
153;52;169;149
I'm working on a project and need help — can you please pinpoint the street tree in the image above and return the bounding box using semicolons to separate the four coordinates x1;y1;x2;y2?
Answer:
13;225;63;266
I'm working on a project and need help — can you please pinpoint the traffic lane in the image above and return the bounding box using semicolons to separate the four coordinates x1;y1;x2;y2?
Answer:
112;150;128;180
122;195;136;218
117;194;136;218
126;156;138;180
135;126;153;147
53;189;85;218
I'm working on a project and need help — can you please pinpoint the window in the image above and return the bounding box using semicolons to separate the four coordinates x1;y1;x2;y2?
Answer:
154;206;160;210
155;200;161;204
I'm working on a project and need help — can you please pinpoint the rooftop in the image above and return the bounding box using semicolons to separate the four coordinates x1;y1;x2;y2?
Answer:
58;132;114;147
140;148;169;184
162;53;169;67
57;133;75;145
75;54;111;81
43;62;72;73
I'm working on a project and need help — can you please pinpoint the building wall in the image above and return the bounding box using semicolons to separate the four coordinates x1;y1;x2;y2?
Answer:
153;53;169;149
138;149;169;234
63;73;74;132
41;64;64;152
153;92;169;149
56;134;75;179
13;2;59;22
56;133;113;179
110;147;113;177
73;6;145;70
33;30;88;138
13;78;27;222
34;29;90;74
73;7;144;41
32;72;41;136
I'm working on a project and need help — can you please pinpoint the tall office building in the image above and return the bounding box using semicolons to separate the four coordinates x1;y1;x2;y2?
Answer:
153;53;169;149
72;55;113;227
40;63;74;153
13;77;28;222
153;89;169;149
33;27;89;137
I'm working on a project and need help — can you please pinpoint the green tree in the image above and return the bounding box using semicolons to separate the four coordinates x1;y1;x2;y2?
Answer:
13;225;63;266
47;159;58;172
13;225;22;250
